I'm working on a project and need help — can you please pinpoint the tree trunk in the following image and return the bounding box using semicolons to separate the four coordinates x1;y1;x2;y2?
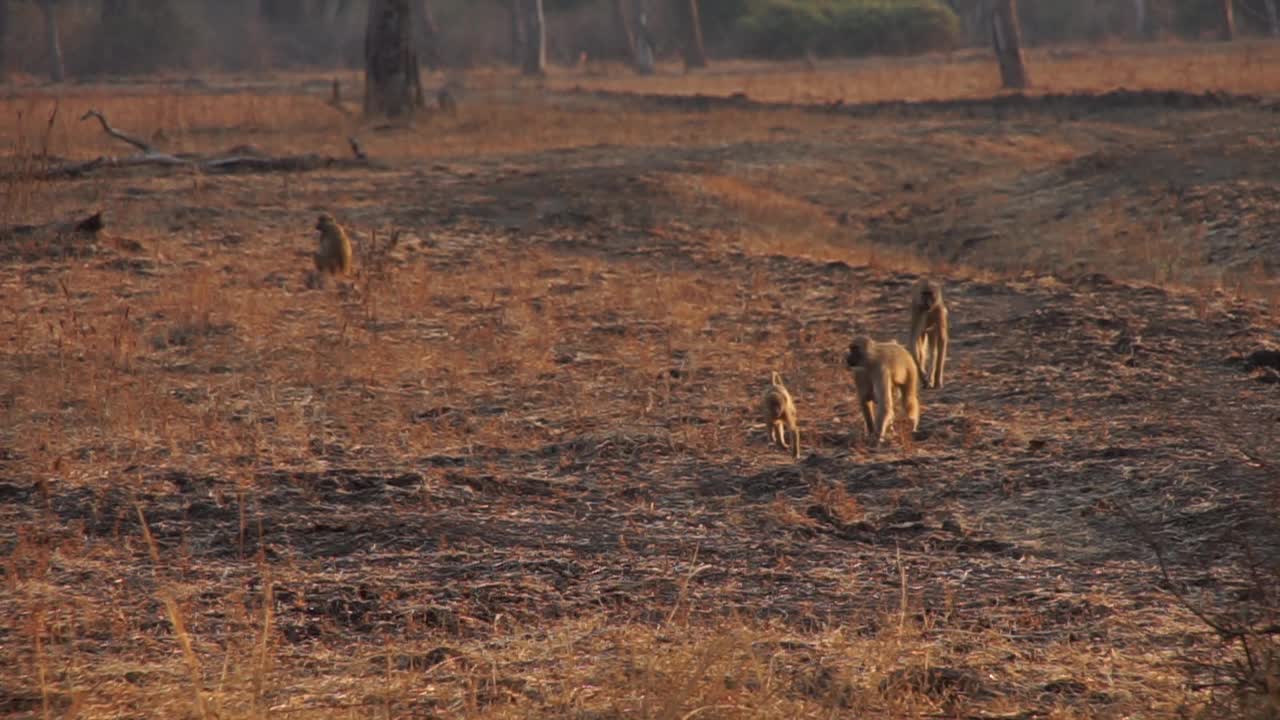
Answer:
40;0;63;82
633;0;655;74
521;0;545;76
1266;0;1280;37
509;0;524;66
1132;0;1145;38
419;0;442;70
611;0;636;60
364;0;424;118
0;0;7;82
675;0;706;69
1219;0;1235;41
990;0;1028;90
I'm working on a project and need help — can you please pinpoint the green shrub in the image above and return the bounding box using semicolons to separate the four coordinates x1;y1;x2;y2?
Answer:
737;0;960;59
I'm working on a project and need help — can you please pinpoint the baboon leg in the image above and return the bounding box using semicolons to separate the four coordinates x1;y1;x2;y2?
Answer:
859;399;876;437
873;371;895;443
933;331;947;389
918;335;934;389
769;422;780;447
791;427;800;459
906;384;921;434
775;421;790;450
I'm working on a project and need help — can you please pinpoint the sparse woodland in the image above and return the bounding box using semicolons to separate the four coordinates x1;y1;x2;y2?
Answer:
1;1;1280;719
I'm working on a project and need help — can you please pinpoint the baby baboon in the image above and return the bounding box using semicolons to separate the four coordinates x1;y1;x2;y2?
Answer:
909;279;950;389
313;213;353;276
761;371;800;459
845;336;920;445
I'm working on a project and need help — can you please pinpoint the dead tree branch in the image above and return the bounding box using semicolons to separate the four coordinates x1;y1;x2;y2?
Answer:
0;211;103;241
21;110;377;180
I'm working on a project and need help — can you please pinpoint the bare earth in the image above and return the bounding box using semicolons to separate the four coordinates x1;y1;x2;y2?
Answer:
1;68;1279;718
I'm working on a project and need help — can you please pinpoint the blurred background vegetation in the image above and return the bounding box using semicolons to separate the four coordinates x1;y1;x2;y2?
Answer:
0;0;1268;78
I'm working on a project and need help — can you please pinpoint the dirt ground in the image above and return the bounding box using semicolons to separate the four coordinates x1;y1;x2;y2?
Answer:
2;58;1280;718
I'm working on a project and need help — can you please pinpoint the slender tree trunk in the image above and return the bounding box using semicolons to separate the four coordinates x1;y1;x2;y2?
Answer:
990;0;1028;90
419;0;442;70
0;0;7;82
364;0;424;118
509;0;524;66
1219;0;1235;41
1266;0;1280;37
40;0;63;82
611;0;636;60
521;0;545;76
676;0;706;69
633;0;655;74
1132;0;1145;38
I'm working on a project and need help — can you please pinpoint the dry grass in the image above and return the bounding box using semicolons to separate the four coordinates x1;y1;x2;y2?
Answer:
2;42;1278;719
550;40;1280;102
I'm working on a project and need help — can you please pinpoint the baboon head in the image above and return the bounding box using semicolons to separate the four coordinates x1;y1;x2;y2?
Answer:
915;280;941;310
316;213;336;232
846;336;871;368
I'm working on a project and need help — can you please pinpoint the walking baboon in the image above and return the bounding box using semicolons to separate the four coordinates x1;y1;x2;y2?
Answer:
761;371;800;459
909;279;949;389
313;213;353;276
845;336;920;445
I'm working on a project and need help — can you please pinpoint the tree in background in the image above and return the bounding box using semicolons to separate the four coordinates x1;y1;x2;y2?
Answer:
611;0;637;60
991;0;1028;89
633;0;655;73
365;0;424;118
0;0;8;82
420;0;443;70
1218;0;1235;40
522;0;546;75
674;0;706;68
39;0;62;81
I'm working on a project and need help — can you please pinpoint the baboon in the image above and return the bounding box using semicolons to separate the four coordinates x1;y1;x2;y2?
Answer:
909;279;949;389
436;87;457;115
761;371;800;459
313;213;353;276
845;336;920;445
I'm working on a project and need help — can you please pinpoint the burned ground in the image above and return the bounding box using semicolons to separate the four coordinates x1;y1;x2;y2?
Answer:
1;71;1279;718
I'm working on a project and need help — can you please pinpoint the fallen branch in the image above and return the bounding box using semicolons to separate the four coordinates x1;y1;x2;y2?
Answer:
21;109;376;180
0;211;103;242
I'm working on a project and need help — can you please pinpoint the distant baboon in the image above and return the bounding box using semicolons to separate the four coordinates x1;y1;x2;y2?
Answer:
761;371;800;459
436;87;457;115
313;213;353;276
909;279;950;389
846;336;920;445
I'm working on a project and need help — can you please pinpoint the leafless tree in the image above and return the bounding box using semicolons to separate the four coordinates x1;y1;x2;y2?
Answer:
674;0;706;69
633;0;655;74
0;0;8;82
1219;0;1235;40
40;0;63;82
521;0;546;76
419;0;442;70
611;0;637;60
364;0;425;118
508;1;524;65
991;0;1028;89
1133;0;1146;37
1266;0;1280;37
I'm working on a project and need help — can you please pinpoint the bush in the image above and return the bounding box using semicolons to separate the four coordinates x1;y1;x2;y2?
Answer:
737;0;960;59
